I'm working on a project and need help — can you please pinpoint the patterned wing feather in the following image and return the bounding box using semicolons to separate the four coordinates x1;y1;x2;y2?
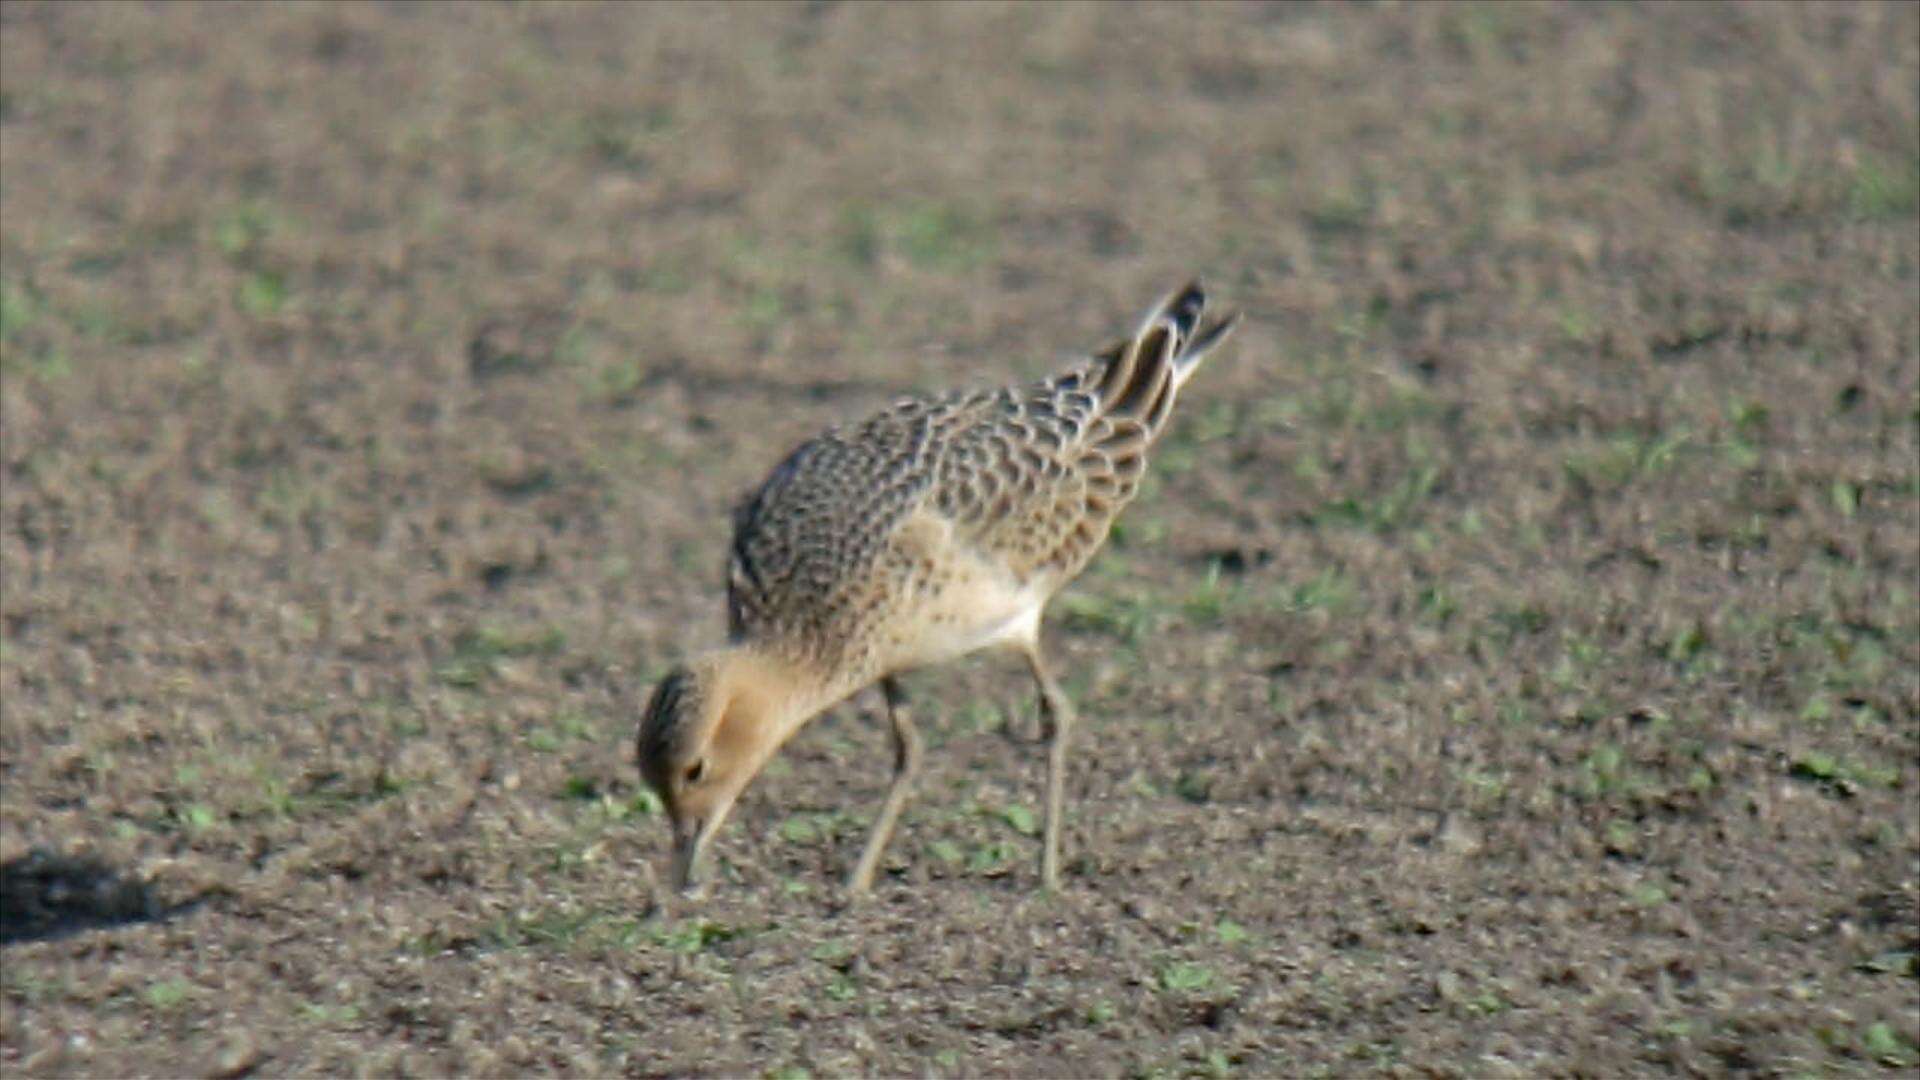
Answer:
934;282;1236;580
932;352;1153;582
725;281;1236;656
726;403;939;648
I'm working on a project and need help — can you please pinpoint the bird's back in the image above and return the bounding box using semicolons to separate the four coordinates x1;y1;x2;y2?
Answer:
726;283;1238;682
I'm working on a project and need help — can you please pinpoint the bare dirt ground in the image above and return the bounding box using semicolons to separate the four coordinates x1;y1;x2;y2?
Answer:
1;3;1916;1076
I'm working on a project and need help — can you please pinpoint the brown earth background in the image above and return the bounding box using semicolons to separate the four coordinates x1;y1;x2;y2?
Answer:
2;2;1917;1076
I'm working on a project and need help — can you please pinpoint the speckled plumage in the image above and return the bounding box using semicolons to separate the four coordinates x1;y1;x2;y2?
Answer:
638;281;1238;895
726;282;1238;690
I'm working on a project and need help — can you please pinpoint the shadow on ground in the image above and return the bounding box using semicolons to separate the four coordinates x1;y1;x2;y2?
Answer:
0;849;201;946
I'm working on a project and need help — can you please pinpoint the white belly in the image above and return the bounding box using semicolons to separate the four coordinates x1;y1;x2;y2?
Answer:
874;509;1057;672
907;582;1046;667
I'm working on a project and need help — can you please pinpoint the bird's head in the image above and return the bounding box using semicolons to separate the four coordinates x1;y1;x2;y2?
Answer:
636;649;815;893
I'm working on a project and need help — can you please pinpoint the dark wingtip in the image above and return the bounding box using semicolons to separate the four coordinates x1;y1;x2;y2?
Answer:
1166;280;1207;338
1179;308;1240;365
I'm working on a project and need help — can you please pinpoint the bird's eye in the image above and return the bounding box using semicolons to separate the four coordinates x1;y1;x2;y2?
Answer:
684;760;706;785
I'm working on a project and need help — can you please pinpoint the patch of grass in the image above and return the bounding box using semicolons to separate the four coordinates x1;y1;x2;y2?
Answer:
1485;603;1549;645
1854;950;1918;978
481;908;660;954
1603;818;1639;856
563;106;669;172
553;710;595;740
1361;386;1448;434
1196;1049;1235;1078
1790;750;1901;792
1313;463;1440;532
829;199;995;272
1181;564;1231;621
1;969;65;1005
778;809;854;845
1157;961;1215;994
1830;478;1861;519
436;624;567;687
1105;513;1169;550
299;1001;363;1026
1722;398;1772;467
626;789;664;818
1663;619;1711;665
238;269;290;316
835;204;883;267
1457;766;1508;807
891;202;993;271
1557;307;1597;345
212;201;285;258
1417;585;1460;625
1173;771;1211;804
1847;155;1920;220
780;815;822;844
62;297;136;343
1573;743;1648;802
1306;183;1373;235
1862;1022;1918;1068
809;939;854;966
1562;428;1693;491
957;700;1005;734
1284;569;1357;616
0;278;41;340
997;804;1038;836
1465;987;1511;1015
586;355;648;406
967;840;1017;874
1628;882;1670;907
0;279;71;379
823;972;859;1001
254;769;411;821
1442;1;1521;63
143;980;192;1010
742;285;786;334
1791;751;1843;781
1059;591;1160;644
175;803;217;832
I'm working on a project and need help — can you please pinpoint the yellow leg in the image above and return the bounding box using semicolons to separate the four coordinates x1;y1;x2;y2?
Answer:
1024;646;1077;891
847;677;922;895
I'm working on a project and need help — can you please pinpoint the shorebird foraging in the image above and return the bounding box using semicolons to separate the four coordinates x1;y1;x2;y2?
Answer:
638;281;1239;895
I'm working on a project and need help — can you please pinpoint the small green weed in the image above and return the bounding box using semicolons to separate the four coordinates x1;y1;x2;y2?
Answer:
1862;1021;1918;1067
968;841;1017;874
437;623;567;687
1629;882;1670;907
299;1001;362;1025
998;804;1038;836
144;980;191;1010
1158;962;1215;993
648;918;738;954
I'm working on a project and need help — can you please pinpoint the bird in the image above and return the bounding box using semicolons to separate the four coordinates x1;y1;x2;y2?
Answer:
637;280;1240;895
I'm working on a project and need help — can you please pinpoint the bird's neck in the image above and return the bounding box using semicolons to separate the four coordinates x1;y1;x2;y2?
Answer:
705;644;843;757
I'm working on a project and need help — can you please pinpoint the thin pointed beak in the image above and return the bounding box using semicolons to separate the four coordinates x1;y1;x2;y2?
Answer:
671;817;708;894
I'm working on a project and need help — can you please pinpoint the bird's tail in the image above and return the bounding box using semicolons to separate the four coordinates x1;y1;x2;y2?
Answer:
1091;280;1240;435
